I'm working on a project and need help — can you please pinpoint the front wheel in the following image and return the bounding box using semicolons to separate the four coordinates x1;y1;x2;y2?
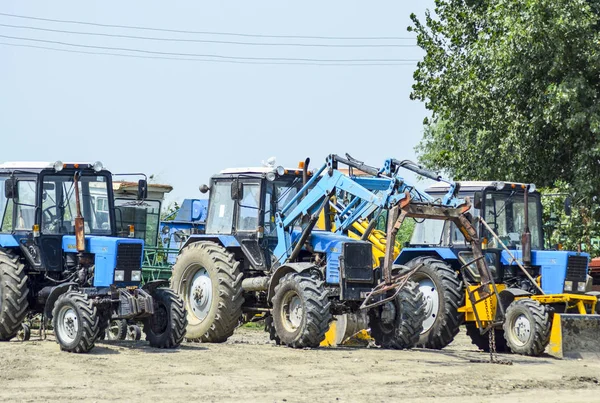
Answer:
402;257;463;349
171;241;244;342
368;281;426;349
143;288;187;349
52;291;99;353
271;272;332;348
502;298;551;356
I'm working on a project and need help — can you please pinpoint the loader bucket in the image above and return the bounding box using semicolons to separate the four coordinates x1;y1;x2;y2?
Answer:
548;313;600;359
321;313;370;347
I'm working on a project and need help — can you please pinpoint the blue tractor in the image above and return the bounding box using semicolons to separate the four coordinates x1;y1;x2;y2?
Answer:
397;180;600;358
170;155;489;349
0;161;187;353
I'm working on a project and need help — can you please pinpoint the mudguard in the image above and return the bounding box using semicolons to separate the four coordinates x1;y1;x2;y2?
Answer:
267;262;315;301
43;282;78;323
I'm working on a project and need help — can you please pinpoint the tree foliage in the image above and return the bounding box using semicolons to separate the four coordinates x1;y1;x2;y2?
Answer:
410;0;600;191
410;0;600;252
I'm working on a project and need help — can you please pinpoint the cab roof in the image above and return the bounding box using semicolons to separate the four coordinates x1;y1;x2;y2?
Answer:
426;181;532;194
219;167;300;175
0;161;103;174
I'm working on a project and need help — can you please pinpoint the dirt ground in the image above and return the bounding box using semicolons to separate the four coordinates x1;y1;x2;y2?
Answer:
1;326;599;403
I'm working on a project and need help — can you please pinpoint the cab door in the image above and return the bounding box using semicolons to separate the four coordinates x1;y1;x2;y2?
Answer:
234;180;267;270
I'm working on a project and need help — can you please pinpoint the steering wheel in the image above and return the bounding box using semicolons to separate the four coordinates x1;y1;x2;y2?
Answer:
42;206;59;233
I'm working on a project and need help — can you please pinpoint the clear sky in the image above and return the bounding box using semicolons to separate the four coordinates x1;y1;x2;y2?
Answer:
0;1;435;204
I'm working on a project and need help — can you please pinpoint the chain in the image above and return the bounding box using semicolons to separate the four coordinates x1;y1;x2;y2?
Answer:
484;297;512;365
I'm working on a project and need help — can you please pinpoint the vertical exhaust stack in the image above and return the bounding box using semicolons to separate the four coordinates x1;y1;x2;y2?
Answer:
521;186;532;267
73;172;86;253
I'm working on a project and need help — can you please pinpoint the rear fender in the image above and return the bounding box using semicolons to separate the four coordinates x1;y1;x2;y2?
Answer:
43;282;78;324
394;247;458;266
267;262;316;301
181;234;240;250
142;279;169;294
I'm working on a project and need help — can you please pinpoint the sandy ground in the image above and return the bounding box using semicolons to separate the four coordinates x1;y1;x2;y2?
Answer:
1;326;599;403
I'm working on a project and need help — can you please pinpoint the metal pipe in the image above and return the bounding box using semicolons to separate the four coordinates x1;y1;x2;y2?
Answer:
330;154;380;177
302;157;310;186
241;277;269;291
522;188;532;266
73;173;85;252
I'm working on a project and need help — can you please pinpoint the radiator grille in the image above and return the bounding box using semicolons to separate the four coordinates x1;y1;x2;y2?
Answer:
116;243;142;270
343;242;373;282
565;255;588;282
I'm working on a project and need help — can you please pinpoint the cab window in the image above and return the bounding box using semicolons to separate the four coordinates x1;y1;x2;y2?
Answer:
15;180;36;230
237;183;260;231
0;177;14;232
206;181;235;234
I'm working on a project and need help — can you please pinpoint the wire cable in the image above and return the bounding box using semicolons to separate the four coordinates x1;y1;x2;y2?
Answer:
0;23;418;48
0;42;417;66
0;34;420;63
0;12;416;41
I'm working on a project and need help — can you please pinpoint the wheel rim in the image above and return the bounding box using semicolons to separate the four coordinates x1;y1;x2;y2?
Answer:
511;313;531;346
57;306;79;344
416;276;439;333
186;266;213;322
280;290;303;333
107;321;121;340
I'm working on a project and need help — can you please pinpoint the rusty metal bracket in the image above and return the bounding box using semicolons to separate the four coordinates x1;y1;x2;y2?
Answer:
360;263;424;310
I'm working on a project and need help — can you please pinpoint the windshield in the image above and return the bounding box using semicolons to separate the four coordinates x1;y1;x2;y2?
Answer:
483;191;542;250
115;199;161;246
410;219;446;245
41;174;112;235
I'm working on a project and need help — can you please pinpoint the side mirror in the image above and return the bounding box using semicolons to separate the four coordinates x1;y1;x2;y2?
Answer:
199;184;210;194
231;180;242;200
473;191;482;209
564;197;572;216
4;178;17;199
137;179;148;200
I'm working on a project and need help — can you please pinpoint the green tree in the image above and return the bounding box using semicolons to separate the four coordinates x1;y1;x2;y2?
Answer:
410;0;600;252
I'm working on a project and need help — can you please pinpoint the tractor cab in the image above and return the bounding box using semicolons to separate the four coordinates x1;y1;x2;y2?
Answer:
404;181;589;295
199;164;310;271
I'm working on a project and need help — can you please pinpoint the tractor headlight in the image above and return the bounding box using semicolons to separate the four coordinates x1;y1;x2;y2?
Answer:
131;270;142;282
114;270;125;282
577;282;586;292
495;181;505;190
53;160;64;172
564;280;573;291
276;165;285;176
266;172;276;182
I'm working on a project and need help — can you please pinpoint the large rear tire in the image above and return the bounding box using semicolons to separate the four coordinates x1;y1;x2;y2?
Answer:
0;249;29;341
171;241;244;342
368;280;426;349
465;322;509;353
52;291;99;353
271;272;332;348
503;298;551;356
143;288;187;348
403;257;463;349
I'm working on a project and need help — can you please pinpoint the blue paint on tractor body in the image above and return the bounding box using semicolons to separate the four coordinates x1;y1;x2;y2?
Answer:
62;235;144;287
